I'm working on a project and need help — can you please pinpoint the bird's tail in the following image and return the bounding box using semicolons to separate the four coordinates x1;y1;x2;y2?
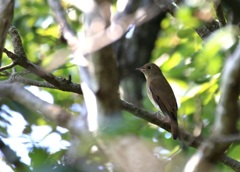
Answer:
171;119;179;140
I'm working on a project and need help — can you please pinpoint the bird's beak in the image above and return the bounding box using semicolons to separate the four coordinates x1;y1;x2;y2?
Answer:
136;67;143;72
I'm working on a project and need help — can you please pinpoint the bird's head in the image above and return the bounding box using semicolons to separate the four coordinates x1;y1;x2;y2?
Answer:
136;63;162;79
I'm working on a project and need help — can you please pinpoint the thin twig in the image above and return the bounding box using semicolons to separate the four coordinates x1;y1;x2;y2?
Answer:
9;73;56;89
0;62;16;72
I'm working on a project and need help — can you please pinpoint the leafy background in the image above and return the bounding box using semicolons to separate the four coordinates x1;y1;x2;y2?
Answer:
0;0;239;171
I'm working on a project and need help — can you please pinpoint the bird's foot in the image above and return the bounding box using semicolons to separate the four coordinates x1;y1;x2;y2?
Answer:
163;116;171;123
155;112;164;120
155;112;170;123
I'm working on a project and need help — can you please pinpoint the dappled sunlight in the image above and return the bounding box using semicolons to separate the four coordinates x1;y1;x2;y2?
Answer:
25;86;54;104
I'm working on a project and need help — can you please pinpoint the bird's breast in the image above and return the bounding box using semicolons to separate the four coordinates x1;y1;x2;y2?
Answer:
146;82;164;115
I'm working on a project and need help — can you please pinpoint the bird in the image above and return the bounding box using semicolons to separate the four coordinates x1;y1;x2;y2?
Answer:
136;63;178;139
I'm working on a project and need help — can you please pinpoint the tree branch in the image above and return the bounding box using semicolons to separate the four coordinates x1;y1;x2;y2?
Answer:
1;67;81;92
3;30;82;94
0;81;85;135
0;62;16;71
8;72;56;89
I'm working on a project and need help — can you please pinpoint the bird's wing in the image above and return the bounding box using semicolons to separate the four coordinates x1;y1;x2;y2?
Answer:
149;77;177;120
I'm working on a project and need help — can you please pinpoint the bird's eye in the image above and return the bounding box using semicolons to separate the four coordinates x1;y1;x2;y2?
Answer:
147;65;151;69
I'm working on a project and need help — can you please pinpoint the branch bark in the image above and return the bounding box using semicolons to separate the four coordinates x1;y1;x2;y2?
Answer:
0;81;74;129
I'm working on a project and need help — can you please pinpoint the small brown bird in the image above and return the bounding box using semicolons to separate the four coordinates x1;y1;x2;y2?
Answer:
137;63;178;139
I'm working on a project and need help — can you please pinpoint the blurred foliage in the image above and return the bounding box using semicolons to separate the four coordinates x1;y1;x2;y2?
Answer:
0;0;239;171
